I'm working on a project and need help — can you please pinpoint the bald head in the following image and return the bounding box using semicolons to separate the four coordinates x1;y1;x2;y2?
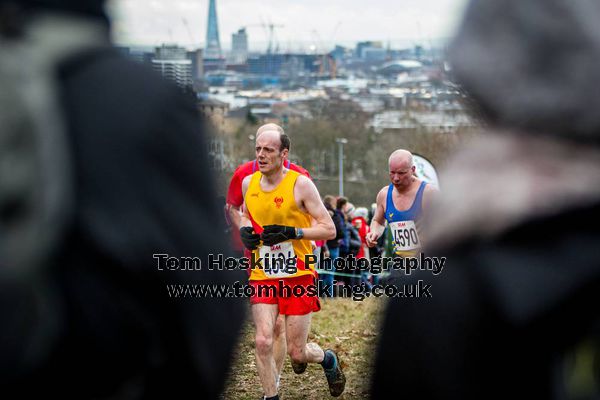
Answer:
389;149;413;169
388;149;416;189
256;123;285;137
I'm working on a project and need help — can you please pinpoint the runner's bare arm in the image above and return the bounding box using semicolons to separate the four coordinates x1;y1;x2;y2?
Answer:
421;184;439;215
366;187;387;247
238;175;262;249
226;204;242;231
239;175;252;229
225;169;244;231
295;175;335;241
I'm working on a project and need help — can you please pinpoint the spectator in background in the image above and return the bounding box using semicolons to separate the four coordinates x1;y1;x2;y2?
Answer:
342;202;362;287
322;195;344;297
0;0;244;398
334;197;354;288
351;207;371;288
367;203;383;285
336;197;349;259
372;0;600;399
313;239;325;274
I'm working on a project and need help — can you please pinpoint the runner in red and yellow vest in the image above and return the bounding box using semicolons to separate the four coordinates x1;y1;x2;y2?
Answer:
239;128;344;399
224;123;311;255
226;158;311;254
245;169;315;280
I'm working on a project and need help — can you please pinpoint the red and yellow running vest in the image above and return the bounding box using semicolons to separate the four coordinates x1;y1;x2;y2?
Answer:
245;170;313;281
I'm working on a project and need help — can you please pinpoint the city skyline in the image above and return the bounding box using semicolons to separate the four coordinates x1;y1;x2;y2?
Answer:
107;0;467;51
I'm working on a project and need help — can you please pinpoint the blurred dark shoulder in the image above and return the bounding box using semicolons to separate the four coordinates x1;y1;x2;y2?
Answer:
57;48;201;142
54;43;219;264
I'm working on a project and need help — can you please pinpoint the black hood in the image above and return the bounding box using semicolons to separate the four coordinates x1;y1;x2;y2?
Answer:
449;0;600;145
3;0;107;19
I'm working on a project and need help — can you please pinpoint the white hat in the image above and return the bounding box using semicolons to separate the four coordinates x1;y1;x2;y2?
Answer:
353;207;369;220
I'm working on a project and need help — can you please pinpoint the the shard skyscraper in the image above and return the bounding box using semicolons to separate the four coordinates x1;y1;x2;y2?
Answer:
205;0;222;59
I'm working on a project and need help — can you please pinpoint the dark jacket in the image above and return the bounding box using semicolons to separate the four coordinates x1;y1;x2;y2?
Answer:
373;202;600;399
325;205;344;249
373;0;600;398
0;13;244;399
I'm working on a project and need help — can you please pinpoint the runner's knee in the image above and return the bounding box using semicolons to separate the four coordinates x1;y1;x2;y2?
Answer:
274;318;286;337
287;346;306;363
255;334;274;354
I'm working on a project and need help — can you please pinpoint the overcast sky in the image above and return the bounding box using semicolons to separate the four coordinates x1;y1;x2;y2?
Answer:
107;0;468;51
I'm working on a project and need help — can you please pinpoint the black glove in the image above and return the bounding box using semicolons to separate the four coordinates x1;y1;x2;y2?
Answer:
240;226;261;250
260;225;298;246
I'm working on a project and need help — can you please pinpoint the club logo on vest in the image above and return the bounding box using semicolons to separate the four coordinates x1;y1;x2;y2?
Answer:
274;197;284;209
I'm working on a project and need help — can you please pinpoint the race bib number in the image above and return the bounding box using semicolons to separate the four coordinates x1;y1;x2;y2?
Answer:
258;241;297;278
389;220;421;252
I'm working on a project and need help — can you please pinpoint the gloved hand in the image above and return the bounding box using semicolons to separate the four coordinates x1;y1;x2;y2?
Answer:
260;225;298;246
240;226;261;250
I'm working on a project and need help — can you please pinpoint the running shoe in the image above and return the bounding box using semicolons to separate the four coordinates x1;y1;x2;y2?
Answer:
291;360;307;374
323;350;346;397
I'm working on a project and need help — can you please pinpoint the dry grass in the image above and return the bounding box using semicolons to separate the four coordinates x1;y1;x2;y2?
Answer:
222;297;386;400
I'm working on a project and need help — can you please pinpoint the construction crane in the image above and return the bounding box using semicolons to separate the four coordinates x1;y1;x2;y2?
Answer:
182;18;196;47
316;54;337;80
266;22;283;54
312;29;337;79
241;20;284;54
259;17;284;55
327;21;341;79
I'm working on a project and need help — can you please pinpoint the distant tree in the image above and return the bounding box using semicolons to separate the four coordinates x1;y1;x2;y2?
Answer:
215;97;480;205
246;108;258;125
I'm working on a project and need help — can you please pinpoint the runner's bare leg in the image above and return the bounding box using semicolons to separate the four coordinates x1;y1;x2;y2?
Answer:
285;313;325;364
252;303;280;397
273;314;287;382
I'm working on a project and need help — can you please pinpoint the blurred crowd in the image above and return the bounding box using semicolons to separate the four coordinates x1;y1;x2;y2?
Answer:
316;195;382;297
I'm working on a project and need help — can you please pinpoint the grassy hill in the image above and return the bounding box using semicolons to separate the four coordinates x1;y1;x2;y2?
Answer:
222;297;386;400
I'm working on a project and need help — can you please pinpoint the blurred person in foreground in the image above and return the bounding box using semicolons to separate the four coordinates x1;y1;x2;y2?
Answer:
372;0;600;399
0;0;244;398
